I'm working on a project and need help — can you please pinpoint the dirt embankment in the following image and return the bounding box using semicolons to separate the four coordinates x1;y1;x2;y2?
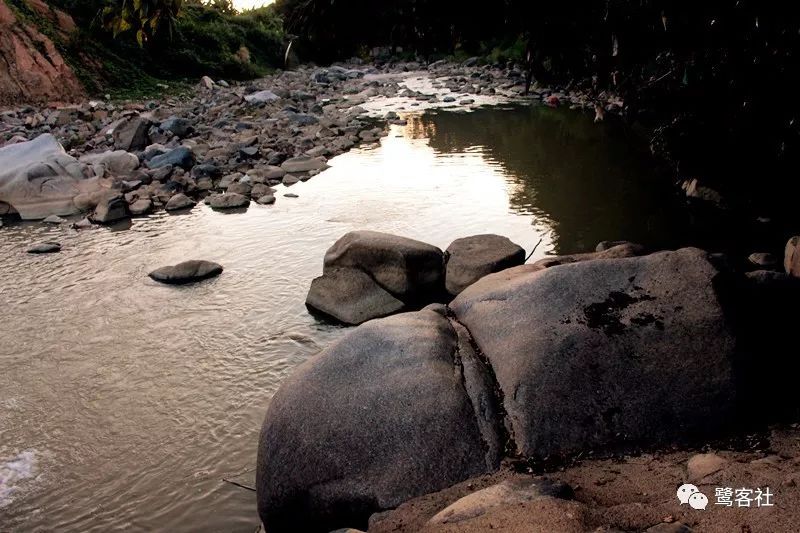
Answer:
0;0;84;106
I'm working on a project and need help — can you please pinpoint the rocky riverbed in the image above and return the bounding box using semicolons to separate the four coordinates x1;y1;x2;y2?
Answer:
0;59;619;228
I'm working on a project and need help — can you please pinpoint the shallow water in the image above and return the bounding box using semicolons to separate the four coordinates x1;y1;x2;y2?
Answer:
0;106;679;531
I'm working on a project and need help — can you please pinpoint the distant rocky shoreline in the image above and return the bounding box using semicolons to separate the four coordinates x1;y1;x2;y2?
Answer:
0;59;619;233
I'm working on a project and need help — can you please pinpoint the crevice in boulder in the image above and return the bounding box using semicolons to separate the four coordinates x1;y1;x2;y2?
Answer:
443;306;519;461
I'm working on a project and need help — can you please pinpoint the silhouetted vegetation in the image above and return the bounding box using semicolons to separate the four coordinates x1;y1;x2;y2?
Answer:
275;0;800;220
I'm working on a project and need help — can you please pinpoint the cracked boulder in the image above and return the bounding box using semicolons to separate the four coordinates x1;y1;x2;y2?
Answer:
450;247;738;458
257;309;502;532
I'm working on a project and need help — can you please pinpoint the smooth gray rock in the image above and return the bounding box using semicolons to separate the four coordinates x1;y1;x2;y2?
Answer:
281;174;300;186
445;234;525;296
113;116;151;151
323;231;445;302
148;260;223;284
165;193;196;211
306;267;405;325
208;193;249;209
93;194;130;224
256;194;276;205
42;215;66;224
226;181;252;196
245;90;280;104
257;310;500;532
0;134;99;220
450;248;738;458
27;241;61;254
281;155;328;173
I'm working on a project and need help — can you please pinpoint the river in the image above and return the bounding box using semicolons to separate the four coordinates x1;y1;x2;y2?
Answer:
0;104;682;531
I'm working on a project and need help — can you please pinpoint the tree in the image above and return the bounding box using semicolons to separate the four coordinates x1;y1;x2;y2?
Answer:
102;0;183;46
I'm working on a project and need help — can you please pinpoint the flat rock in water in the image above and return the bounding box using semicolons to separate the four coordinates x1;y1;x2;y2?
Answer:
445;234;525;296
306;267;405;325
208;193;249;209
148;260;223;285
27;241;61;254
281;155;328;173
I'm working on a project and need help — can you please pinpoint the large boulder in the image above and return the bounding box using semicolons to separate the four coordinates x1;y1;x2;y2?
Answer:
445;234;526;296
257;309;502;532
306;267;404;325
0;134;101;219
323;231;445;302
450;248;738;458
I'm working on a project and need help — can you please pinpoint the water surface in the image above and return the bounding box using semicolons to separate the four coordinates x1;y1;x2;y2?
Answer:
0;105;679;531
